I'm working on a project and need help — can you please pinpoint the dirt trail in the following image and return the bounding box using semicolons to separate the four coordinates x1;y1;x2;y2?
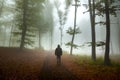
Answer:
39;52;79;80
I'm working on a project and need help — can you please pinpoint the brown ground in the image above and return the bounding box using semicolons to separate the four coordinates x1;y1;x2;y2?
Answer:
0;47;46;80
39;52;79;80
0;47;120;80
62;54;120;80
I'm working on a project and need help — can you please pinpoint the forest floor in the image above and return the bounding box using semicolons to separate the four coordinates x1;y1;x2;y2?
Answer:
0;47;120;80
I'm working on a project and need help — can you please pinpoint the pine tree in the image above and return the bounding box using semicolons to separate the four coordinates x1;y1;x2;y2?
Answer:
14;0;45;49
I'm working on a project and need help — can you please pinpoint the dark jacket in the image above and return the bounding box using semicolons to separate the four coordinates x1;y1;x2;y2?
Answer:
55;47;62;57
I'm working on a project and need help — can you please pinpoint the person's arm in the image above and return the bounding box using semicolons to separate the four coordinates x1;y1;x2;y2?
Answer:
61;48;62;55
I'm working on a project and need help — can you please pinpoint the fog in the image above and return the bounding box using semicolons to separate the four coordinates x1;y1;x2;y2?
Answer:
0;0;120;55
40;0;120;55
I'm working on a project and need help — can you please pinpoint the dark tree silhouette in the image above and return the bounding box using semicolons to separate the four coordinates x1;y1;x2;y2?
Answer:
88;0;96;61
20;0;28;49
95;0;120;65
104;0;111;65
14;0;45;49
70;0;80;55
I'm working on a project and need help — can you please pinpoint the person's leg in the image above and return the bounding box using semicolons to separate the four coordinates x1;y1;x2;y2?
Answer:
57;56;59;65
58;56;61;65
59;56;61;64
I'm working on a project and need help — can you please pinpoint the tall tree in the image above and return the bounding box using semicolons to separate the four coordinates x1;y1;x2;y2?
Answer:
61;0;72;47
14;0;45;49
54;0;62;46
95;0;120;65
88;0;96;61
20;0;28;49
54;0;72;47
104;0;110;65
70;0;80;55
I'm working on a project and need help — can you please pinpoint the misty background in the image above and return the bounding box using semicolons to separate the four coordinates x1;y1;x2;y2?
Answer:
0;0;120;55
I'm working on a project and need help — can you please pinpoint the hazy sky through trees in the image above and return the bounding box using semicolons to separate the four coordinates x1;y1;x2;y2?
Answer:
0;0;120;55
49;0;120;55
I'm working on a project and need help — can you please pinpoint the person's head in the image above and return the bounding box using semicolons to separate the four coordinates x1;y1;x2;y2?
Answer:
57;44;60;48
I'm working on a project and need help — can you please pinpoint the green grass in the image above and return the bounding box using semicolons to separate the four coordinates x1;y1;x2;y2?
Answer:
73;55;120;67
73;55;120;77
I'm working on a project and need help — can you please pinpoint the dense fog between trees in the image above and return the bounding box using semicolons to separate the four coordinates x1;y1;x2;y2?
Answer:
0;0;120;56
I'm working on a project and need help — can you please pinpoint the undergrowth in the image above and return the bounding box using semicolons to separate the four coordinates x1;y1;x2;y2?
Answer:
73;55;120;67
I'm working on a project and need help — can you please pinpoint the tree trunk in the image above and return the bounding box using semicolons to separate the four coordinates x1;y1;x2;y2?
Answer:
70;0;77;55
60;27;63;47
92;0;96;61
88;0;96;61
104;0;111;65
9;24;14;47
50;29;53;49
20;0;28;49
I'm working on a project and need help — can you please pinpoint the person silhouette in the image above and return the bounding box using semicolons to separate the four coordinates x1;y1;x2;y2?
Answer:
55;45;62;65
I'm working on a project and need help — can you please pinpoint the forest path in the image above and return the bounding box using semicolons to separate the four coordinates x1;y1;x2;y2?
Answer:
0;48;119;80
39;52;79;80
